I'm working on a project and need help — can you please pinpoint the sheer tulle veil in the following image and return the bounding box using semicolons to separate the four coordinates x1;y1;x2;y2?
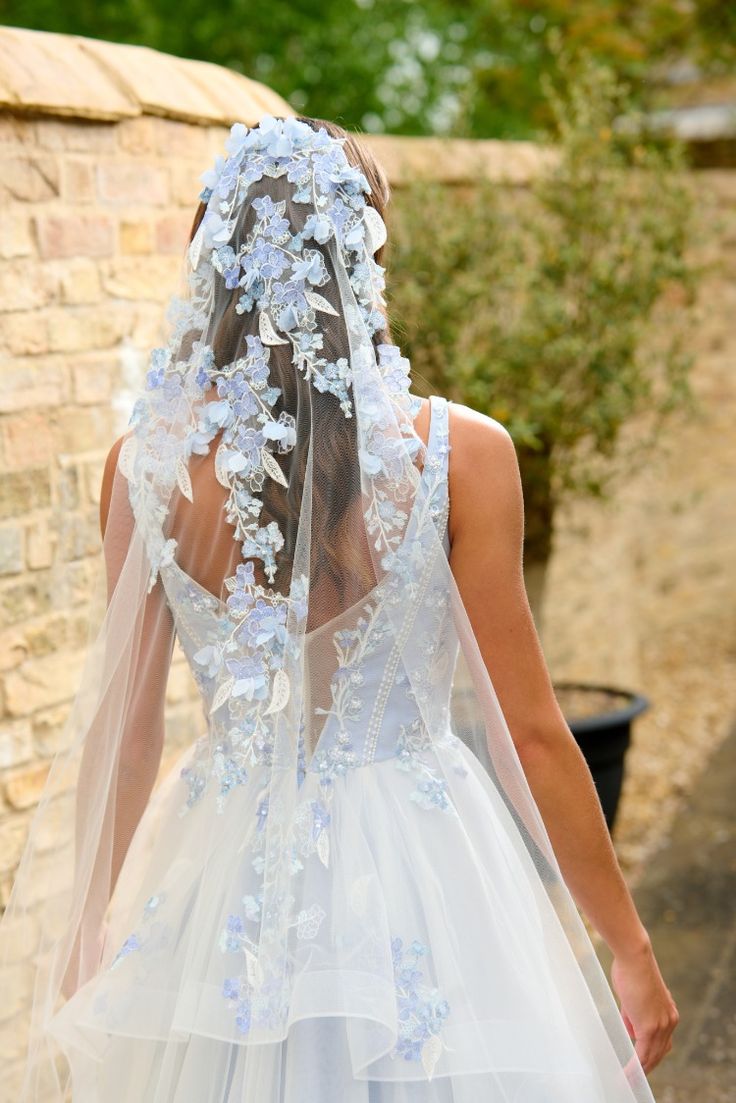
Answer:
0;115;654;1102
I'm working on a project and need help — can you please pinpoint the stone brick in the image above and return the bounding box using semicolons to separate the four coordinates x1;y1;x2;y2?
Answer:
101;256;180;301
155;213;192;255
61;157;96;203
0;625;28;672
63;560;99;608
0;155;60;203
0;412;54;471
53;464;79;512
119;217;154;254
169;160;207;207
3;761;50;809
97;161;169;206
55;405;116;453
23;612;72;658
0;524;24;576
0;808;32;869
0;359;68;414
56;257;102;305
57;508;100;562
35;213;115;259
0;259;51;312
1;853;69;915
0;960;33;1022
33;791;73;853
0;115;37;148
72;358;116;404
45;303;133;354
0;911;37;969
4;649;85;718
0;470;50;521
83;457;105;506
0;1020;31;1068
26;516;56;570
0;210;34;259
0;310;49;356
0;573;55;628
116;116;156;155
154;117;213;158
131;302;168;347
32;703;72;758
0;719;33;769
36;119;116;153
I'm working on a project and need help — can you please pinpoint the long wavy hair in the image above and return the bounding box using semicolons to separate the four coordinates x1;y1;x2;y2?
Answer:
186;117;394;604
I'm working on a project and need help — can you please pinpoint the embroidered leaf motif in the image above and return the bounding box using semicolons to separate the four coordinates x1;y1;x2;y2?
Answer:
214;444;231;489
188;222;204;270
260;447;288;488
305;291;339;317
296;904;326;940
118;436;137;481
422;1035;443;1080
363;206;387;255
258;312;288;346
244;948;262;987
210;677;235;715
264;668;290;715
317;830;330;868
176;457;193;502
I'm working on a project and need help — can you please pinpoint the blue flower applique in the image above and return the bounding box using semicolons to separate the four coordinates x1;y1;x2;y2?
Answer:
109;892;169;972
390;935;450;1078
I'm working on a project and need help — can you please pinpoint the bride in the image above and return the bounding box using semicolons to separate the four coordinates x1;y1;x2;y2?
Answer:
0;114;677;1102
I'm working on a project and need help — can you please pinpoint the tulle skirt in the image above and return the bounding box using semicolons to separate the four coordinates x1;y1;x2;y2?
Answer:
47;731;646;1102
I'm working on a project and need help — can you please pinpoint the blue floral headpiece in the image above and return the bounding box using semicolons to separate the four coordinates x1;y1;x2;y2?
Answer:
130;115;417;597
185;115;391;417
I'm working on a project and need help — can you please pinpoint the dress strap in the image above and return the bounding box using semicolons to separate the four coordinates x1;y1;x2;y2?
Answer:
424;395;451;553
425;394;451;478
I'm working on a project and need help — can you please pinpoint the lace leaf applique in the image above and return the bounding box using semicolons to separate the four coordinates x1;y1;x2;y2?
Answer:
390;935;450;1076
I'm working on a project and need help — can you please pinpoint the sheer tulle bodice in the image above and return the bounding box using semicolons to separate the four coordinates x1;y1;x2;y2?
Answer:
160;395;453;780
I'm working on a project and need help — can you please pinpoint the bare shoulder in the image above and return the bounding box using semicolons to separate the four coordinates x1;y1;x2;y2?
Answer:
447;400;517;464
446;401;523;541
99;432;130;538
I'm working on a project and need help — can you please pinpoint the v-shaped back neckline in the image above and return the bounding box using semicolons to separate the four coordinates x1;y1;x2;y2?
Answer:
163;394;450;617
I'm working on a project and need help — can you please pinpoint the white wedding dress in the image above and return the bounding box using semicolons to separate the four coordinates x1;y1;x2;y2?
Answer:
44;396;648;1102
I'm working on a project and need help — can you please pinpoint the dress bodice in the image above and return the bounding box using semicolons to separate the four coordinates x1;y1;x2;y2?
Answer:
156;395;455;806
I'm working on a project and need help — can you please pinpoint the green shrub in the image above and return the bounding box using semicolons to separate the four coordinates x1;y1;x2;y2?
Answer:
387;52;698;586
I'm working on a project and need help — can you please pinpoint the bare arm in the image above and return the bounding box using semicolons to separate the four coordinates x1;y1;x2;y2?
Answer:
99;436;176;897
447;402;678;1073
63;439;176;997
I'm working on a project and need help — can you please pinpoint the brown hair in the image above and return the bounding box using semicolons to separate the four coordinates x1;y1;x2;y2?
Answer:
187;116;393;606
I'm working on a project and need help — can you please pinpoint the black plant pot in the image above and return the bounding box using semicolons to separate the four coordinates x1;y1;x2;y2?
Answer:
554;682;650;833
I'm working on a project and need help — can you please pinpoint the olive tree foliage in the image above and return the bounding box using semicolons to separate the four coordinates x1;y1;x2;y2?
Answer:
385;53;697;606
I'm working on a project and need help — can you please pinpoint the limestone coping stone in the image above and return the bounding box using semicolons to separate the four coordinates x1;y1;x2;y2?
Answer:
0;25;554;184
0;25;293;124
362;133;556;185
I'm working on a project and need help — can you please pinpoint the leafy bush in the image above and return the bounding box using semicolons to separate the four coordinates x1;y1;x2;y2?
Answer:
386;53;697;584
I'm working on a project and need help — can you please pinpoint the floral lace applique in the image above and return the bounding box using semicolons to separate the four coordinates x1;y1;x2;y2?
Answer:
390;935;450;1078
218;873;329;1035
108;892;169;973
310;598;390;784
395;719;456;814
